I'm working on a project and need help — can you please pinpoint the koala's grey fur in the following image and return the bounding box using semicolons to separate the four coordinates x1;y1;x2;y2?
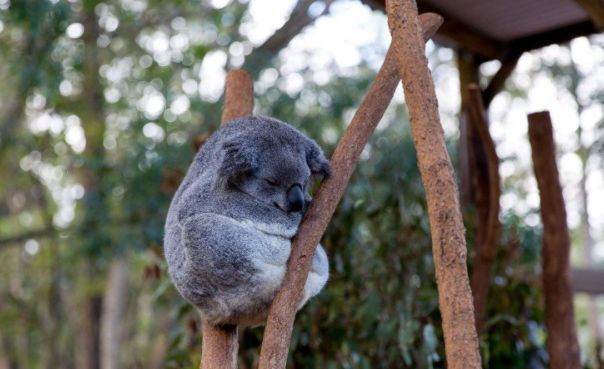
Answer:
164;116;331;327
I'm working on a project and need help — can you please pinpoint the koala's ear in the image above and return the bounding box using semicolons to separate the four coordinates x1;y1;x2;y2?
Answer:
219;136;259;182
305;140;332;181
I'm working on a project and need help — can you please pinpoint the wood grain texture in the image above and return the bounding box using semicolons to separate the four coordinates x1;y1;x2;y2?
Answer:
221;69;254;125
528;111;581;369
257;13;443;369
466;84;501;334
200;69;254;369
386;0;482;367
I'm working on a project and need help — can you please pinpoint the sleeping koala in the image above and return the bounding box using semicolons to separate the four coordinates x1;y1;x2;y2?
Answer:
164;116;331;327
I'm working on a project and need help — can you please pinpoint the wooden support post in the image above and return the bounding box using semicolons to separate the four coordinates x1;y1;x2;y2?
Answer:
527;112;581;369
457;52;480;206
386;0;482;367
257;13;444;369
199;69;254;369
466;84;501;334
572;0;604;28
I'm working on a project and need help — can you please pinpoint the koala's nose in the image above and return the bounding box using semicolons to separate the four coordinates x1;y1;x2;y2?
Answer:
286;185;304;213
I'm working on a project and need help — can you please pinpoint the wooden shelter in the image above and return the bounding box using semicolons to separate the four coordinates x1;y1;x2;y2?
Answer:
365;0;603;61
363;0;604;296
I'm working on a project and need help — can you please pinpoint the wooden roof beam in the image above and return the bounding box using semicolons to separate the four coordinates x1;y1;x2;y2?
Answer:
573;0;604;28
509;20;598;55
572;268;604;295
362;0;503;60
417;2;503;60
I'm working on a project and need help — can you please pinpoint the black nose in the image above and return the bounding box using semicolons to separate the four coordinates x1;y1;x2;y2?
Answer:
286;185;304;213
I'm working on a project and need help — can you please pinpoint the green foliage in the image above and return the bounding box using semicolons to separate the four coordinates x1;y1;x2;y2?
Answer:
0;0;572;368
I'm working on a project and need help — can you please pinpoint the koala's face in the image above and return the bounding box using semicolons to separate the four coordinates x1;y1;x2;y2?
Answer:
236;146;312;213
217;117;331;214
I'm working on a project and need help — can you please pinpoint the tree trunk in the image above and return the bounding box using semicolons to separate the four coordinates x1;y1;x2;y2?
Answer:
148;308;171;369
257;13;444;369
386;0;482;367
466;85;501;334
100;257;129;369
199;69;255;369
457;52;480;206
527;111;581;369
76;295;103;369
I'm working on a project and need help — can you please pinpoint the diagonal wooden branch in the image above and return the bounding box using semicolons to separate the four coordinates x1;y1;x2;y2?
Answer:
257;13;443;369
257;0;336;55
466;84;501;334
482;52;522;108
528;111;581;369
385;0;481;367
200;69;254;369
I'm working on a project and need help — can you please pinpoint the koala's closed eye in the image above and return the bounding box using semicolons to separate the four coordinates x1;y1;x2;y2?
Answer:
264;178;280;187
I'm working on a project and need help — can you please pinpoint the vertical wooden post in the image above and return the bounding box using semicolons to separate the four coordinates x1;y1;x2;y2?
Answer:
386;0;482;367
466;84;501;334
457;52;480;206
527;111;581;369
199;69;254;369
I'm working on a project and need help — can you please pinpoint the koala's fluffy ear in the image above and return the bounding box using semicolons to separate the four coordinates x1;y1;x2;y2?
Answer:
218;135;259;183
305;140;332;181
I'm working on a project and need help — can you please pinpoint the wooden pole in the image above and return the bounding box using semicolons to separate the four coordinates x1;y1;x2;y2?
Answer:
466;84;501;334
457;52;480;206
199;69;254;369
257;13;444;369
527;111;581;369
385;0;482;367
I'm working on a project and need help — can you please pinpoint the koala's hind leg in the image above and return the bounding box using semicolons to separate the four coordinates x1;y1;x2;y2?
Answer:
181;213;293;325
181;213;258;289
298;244;329;309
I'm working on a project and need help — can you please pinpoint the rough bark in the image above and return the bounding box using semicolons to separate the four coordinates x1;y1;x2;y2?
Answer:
199;69;254;369
257;13;443;369
221;69;255;125
100;257;129;369
386;0;482;367
527;111;581;369
466;84;501;334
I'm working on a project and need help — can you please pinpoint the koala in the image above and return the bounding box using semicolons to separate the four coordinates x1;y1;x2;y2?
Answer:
164;116;331;327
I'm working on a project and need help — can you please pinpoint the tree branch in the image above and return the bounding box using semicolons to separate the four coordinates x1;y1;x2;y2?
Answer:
466;84;501;334
528;111;581;369
0;228;54;249
482;52;521;108
199;69;254;369
257;13;443;369
256;0;335;55
385;0;482;367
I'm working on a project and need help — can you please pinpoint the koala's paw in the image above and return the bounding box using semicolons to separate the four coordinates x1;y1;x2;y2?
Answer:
298;244;329;310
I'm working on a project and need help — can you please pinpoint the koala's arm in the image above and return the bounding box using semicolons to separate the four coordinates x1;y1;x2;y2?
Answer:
181;214;291;289
298;244;329;309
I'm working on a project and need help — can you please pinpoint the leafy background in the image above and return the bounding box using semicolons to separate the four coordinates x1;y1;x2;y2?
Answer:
0;0;602;368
